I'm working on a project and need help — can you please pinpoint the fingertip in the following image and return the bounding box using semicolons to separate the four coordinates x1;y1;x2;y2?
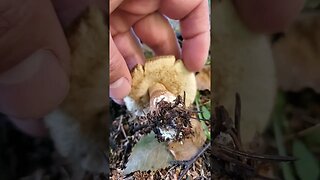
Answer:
0;50;70;119
110;36;132;100
133;13;180;59
183;58;206;72
182;32;210;72
112;98;125;105
9;116;48;137
109;77;131;100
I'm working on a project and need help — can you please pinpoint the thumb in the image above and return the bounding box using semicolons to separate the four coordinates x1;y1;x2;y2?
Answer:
0;0;70;119
109;35;132;103
0;0;70;137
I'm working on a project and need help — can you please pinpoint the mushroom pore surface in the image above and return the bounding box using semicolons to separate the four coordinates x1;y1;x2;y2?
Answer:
124;55;197;116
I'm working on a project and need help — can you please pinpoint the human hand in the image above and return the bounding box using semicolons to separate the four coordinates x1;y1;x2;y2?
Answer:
0;0;104;136
109;0;211;103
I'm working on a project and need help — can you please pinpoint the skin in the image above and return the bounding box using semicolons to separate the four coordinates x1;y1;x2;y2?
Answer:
0;0;304;136
109;0;210;103
0;0;105;136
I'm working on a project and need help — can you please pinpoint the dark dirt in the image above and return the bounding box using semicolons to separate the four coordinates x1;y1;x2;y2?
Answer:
109;92;212;179
0;113;61;180
1;89;319;179
0;113;107;180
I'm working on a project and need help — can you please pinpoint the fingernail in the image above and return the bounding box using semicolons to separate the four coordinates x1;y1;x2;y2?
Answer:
9;116;48;137
109;77;131;100
0;49;69;118
112;98;124;105
126;56;144;70
0;51;43;85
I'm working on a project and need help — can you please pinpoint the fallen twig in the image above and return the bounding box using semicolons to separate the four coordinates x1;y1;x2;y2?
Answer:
120;122;128;140
216;144;296;162
211;94;296;179
234;93;242;146
177;142;211;180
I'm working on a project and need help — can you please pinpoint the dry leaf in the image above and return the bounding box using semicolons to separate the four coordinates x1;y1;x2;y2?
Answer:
196;65;211;91
272;13;320;93
168;119;206;161
256;163;275;179
124;132;173;175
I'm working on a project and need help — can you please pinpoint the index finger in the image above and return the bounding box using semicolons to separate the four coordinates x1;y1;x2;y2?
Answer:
160;0;210;72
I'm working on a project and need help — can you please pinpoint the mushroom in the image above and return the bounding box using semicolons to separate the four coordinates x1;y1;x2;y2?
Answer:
124;55;197;116
124;55;207;160
195;64;211;91
168;116;207;161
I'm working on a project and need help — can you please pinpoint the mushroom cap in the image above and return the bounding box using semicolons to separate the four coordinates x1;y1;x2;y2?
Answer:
124;55;197;115
168;118;207;160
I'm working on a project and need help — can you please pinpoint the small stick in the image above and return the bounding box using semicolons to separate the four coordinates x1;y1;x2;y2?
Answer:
178;143;211;180
190;116;208;121
234;93;242;146
216;144;296;162
212;147;282;180
132;124;149;133
120;123;127;140
228;128;242;151
112;115;124;140
212;148;255;171
118;115;128;140
183;91;186;108
118;115;123;131
164;164;179;179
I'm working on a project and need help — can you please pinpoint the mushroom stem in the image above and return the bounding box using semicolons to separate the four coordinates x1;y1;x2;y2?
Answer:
148;83;207;161
149;83;176;111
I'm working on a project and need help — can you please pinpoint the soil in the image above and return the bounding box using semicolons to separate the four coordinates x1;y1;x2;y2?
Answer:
109;91;212;179
1;89;319;179
0;113;107;180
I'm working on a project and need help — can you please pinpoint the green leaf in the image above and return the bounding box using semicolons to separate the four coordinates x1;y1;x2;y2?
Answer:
272;92;295;180
195;91;211;121
304;126;320;146
124;132;173;174
201;106;211;120
293;140;320;180
273;119;295;180
195;92;203;119
195;90;211;139
201;120;211;141
204;100;211;109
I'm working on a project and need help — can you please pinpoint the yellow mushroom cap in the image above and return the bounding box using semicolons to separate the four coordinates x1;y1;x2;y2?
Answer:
124;55;197;116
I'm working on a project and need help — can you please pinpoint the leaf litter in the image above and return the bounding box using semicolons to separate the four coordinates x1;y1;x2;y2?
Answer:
110;89;298;179
109;91;211;179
